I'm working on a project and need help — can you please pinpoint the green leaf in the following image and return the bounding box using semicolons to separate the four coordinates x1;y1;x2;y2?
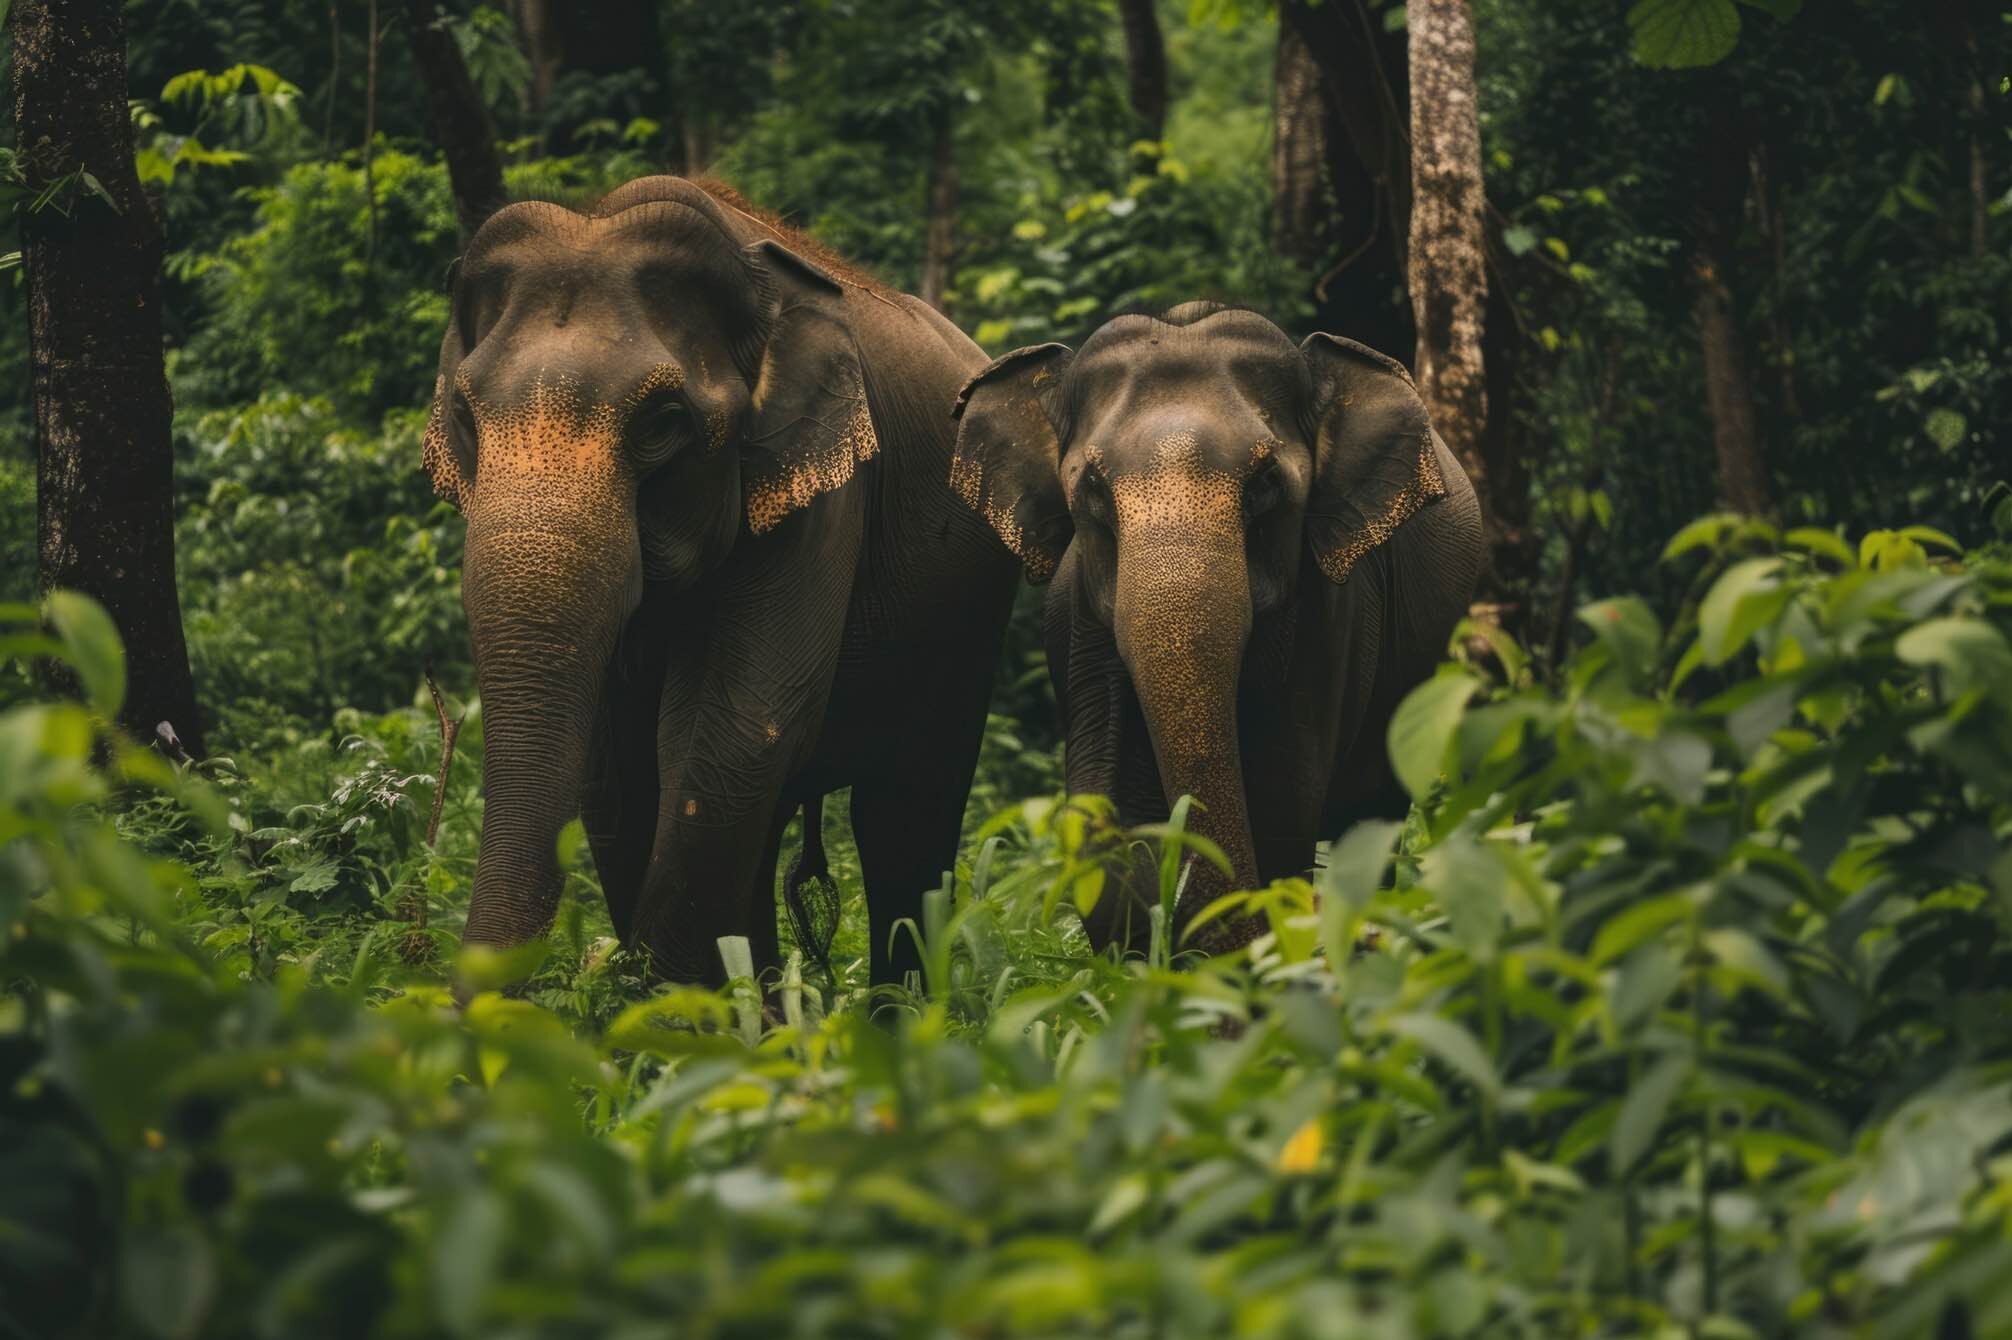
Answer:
556;817;587;868
1610;1054;1689;1175
78;170;120;213
1696;557;1784;665
1895;616;2012;692
1318;819;1402;915
1578;597;1662;687
1923;408;1967;451
1629;0;1741;68
434;1188;507;1335
120;1225;216;1338
1661;512;1741;561
1784;526;1856;566
1388;1013;1500;1102
1502;224;1538;256
1591;891;1695;966
287;857;340;895
1388;669;1481;800
46;590;126;718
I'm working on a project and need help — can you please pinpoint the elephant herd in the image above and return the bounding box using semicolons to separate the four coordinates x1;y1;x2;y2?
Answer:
423;176;1481;989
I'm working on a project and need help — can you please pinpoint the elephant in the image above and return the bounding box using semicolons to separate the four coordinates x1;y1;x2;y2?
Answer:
947;303;1482;951
422;176;1019;986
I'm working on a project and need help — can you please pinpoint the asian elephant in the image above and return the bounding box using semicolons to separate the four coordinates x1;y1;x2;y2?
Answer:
948;304;1482;951
423;176;1018;986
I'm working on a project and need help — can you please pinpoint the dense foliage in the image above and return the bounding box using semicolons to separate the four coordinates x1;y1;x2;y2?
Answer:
6;517;2012;1337
3;1;2008;1336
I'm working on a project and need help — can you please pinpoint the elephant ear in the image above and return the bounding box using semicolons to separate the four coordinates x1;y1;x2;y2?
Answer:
740;239;879;535
420;323;473;508
948;343;1074;582
1300;332;1448;584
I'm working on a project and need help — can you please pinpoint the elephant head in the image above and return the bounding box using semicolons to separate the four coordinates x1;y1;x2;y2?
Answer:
424;177;877;951
949;303;1445;937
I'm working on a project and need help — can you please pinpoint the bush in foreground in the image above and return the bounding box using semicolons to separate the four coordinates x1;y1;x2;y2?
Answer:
3;518;2010;1338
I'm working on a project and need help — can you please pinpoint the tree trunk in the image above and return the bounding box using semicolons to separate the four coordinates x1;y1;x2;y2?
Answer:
13;0;204;753
511;0;560;114
1272;21;1333;264
1688;98;1773;517
1405;0;1489;515
920;105;957;313
1690;246;1772;516
1115;0;1168;144
1276;0;1413;360
405;0;508;242
682;117;714;177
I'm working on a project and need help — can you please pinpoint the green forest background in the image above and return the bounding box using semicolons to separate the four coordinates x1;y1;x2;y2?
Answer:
3;2;2012;1337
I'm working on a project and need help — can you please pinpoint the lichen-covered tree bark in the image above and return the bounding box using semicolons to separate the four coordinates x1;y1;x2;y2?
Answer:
1405;0;1489;514
13;0;205;753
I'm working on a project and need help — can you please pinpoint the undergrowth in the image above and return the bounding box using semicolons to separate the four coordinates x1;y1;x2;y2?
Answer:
4;514;2011;1338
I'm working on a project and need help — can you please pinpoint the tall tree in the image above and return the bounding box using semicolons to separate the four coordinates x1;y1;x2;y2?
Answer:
1272;21;1334;266
1275;0;1413;359
1688;94;1773;516
920;105;957;311
405;0;508;241
1115;0;1168;144
1405;0;1490;520
13;0;205;751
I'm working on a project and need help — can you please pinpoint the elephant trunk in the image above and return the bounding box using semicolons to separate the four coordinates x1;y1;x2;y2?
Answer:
459;462;641;950
1111;516;1260;942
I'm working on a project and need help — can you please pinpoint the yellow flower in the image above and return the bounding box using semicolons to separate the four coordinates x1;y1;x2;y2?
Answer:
1276;1119;1323;1175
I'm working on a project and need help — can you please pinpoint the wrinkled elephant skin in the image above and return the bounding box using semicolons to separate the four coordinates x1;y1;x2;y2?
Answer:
424;177;1018;987
950;304;1483;952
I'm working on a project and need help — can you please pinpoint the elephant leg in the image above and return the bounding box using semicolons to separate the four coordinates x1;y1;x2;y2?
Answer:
749;801;792;980
629;492;862;985
581;607;673;940
851;778;958;989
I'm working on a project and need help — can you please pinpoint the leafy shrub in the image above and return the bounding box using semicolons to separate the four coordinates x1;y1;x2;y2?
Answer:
171;394;467;752
955;151;1312;352
171;151;458;418
5;513;2010;1339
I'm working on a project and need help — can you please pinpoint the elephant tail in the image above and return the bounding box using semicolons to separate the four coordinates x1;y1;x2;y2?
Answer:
782;793;839;982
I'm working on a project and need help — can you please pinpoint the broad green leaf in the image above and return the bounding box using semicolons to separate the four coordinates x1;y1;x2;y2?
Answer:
1696;557;1784;665
1661;512;1741;560
1629;0;1740;69
1579;597;1662;688
1896;616;2012;693
120;1225;216;1338
1783;527;1856;567
1318;819;1400;968
434;1188;507;1335
1591;891;1695;966
1388;1013;1501;1102
46;590;126;718
1610;1054;1689;1175
1388;669;1481;800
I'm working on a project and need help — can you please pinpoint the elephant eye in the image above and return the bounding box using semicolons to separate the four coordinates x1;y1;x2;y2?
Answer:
629;395;688;464
450;389;479;453
1077;467;1112;524
1244;459;1285;520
